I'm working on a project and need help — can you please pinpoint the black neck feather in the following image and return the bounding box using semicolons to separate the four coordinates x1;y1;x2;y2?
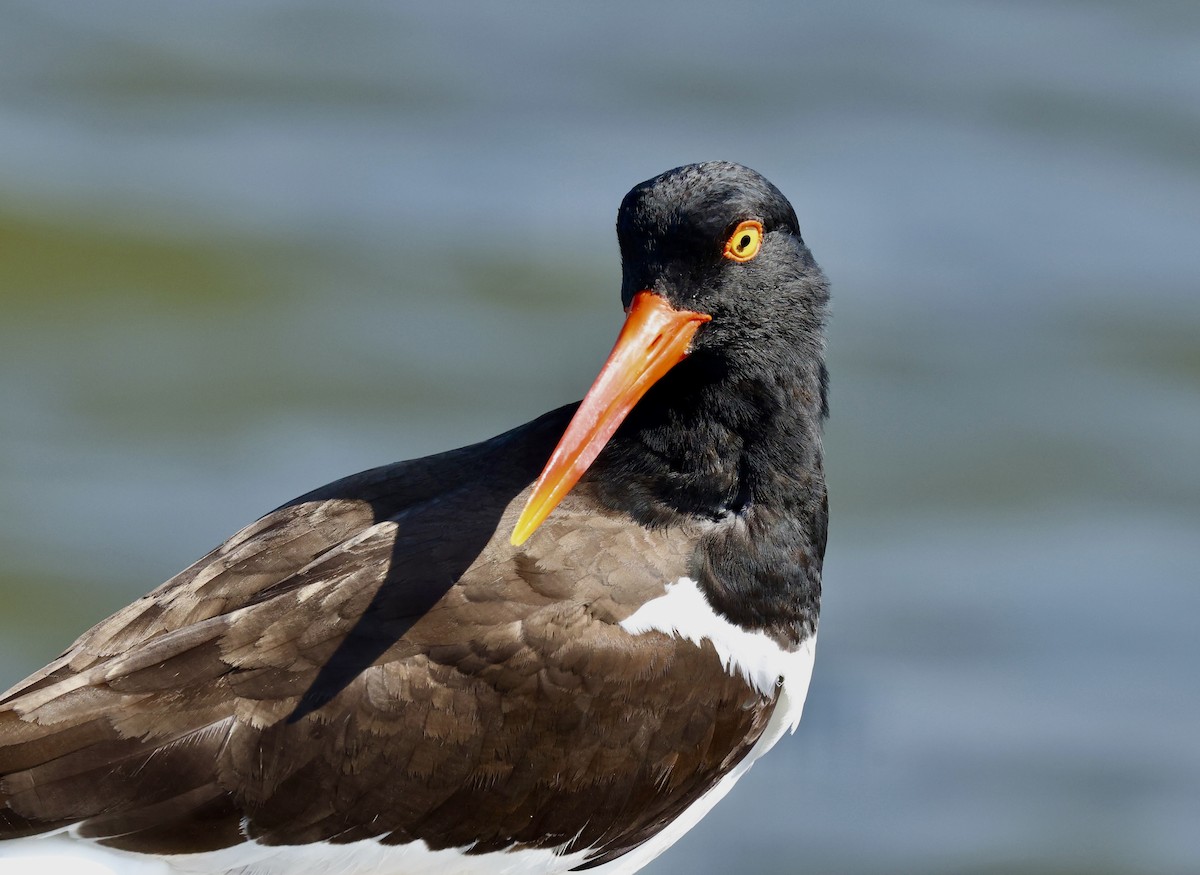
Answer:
591;323;828;647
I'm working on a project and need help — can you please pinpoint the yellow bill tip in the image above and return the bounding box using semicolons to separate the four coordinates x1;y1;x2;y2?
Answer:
508;292;710;547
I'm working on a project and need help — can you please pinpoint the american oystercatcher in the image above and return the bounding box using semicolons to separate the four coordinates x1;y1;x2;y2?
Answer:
0;161;830;874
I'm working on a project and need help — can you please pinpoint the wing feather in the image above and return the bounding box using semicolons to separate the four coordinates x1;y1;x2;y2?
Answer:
1;411;778;866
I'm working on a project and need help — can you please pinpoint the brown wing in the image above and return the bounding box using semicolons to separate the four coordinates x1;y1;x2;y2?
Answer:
0;409;776;866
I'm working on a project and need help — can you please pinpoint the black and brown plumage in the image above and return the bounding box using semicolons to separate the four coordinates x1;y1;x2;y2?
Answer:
0;161;830;875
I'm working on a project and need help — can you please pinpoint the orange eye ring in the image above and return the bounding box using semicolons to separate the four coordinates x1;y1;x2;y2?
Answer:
723;220;764;263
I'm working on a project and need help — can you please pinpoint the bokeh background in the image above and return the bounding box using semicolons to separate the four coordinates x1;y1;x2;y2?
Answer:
2;2;1198;873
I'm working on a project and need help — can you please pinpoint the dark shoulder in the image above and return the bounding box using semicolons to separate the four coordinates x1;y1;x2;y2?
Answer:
2;405;579;701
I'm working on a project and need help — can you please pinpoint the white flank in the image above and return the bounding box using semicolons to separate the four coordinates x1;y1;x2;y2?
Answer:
590;576;819;874
0;576;817;875
619;576;817;721
0;837;170;874
0;834;594;875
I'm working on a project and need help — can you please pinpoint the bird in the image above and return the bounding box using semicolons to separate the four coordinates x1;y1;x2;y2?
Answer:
0;161;830;875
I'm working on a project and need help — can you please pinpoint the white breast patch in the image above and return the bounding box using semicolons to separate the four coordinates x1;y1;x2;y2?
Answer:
618;576;817;728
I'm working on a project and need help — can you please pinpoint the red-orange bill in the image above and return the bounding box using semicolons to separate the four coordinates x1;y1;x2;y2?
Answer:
510;291;710;546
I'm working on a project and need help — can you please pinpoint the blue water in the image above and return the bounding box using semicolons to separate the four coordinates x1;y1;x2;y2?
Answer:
1;2;1198;873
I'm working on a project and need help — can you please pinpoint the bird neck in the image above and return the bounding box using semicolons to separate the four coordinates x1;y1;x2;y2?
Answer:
593;344;827;646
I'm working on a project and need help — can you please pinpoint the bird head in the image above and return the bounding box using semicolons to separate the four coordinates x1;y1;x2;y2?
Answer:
512;162;826;545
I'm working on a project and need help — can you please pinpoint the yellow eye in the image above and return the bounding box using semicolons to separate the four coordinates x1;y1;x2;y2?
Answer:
723;220;764;263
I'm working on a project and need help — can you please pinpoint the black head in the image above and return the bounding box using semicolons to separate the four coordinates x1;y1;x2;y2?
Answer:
512;162;830;547
616;162;828;363
604;165;829;641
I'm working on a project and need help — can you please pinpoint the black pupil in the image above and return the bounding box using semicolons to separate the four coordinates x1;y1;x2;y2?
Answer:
738;234;751;250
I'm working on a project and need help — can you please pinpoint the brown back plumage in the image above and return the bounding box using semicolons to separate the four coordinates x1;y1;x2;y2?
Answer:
0;407;776;865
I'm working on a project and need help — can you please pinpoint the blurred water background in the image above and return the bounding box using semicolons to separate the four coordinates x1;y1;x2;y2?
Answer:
1;2;1198;873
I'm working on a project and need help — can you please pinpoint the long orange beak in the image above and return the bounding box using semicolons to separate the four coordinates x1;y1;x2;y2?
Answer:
510;292;711;546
